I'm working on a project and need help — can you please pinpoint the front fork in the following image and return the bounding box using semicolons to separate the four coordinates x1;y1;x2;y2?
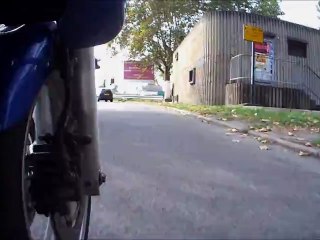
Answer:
69;48;101;195
35;47;101;196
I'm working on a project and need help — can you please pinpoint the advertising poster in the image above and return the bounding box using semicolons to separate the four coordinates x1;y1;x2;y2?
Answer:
254;38;274;83
124;61;154;81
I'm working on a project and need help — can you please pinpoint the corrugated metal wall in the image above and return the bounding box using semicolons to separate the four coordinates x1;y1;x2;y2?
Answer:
172;10;320;105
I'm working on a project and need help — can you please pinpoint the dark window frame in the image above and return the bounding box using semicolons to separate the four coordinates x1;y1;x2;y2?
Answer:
189;68;196;85
264;32;276;39
287;38;307;58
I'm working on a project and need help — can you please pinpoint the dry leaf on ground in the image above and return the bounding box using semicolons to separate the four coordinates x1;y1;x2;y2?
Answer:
261;119;270;122
249;126;255;130
230;128;238;132
232;139;240;143
299;151;310;156
305;142;312;147
288;131;294;136
259;145;269;150
258;127;268;132
260;139;268;144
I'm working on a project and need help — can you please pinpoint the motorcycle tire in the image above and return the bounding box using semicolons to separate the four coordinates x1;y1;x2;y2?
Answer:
0;103;91;239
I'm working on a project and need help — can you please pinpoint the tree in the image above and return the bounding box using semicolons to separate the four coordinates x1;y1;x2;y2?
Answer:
204;0;283;17
112;0;283;81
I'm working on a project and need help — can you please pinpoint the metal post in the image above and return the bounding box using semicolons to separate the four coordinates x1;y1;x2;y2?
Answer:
250;42;255;105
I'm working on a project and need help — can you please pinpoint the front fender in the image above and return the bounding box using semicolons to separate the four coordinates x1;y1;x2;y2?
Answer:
0;24;54;131
59;0;126;48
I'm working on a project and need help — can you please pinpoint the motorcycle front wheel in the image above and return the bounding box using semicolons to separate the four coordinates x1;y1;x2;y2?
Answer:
0;93;91;240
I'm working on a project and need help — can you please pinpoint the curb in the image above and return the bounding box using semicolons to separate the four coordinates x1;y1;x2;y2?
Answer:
165;106;320;159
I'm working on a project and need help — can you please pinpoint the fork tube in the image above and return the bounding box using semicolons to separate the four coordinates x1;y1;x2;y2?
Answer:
70;47;100;195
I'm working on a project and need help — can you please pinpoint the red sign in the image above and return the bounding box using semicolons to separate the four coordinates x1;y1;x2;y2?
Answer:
124;61;154;80
254;42;270;54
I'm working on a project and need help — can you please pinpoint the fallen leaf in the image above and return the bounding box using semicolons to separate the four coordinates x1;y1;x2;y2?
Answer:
254;112;258;116
232;139;240;143
273;122;280;125
266;126;272;131
232;114;239;118
241;133;248;137
222;118;228;121
293;126;299;131
259;145;269;150
305;142;312;147
288;131;294;136
311;128;320;133
249;126;255;130
260;139;268;144
230;128;238;133
231;109;236;113
261;119;270;122
258;127;268;132
257;137;262;141
299;151;310;156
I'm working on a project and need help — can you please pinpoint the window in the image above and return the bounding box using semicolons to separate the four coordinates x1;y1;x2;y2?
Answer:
288;39;307;58
264;32;275;39
189;68;196;85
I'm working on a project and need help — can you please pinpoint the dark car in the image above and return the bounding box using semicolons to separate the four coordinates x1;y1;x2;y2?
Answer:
98;89;113;102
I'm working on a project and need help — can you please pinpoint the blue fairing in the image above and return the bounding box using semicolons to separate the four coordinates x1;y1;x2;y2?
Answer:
0;24;53;131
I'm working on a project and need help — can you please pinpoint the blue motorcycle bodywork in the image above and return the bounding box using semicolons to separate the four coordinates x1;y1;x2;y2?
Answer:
0;24;54;131
0;1;126;132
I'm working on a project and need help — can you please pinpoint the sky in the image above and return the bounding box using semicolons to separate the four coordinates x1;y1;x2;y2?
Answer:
279;0;319;29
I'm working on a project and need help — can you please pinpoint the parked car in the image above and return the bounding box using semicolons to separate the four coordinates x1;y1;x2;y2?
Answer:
98;89;113;102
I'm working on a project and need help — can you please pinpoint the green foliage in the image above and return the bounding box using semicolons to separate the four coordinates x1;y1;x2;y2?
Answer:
112;0;283;80
204;0;283;16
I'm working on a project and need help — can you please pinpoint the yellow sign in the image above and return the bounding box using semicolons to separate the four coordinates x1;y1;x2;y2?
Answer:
243;24;264;44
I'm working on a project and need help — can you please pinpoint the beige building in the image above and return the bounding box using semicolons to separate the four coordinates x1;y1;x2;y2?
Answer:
171;11;320;109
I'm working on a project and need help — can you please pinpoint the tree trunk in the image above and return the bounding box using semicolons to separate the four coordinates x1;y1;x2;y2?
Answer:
164;65;171;81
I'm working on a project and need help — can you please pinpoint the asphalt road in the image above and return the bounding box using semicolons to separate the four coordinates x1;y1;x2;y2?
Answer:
89;102;320;239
